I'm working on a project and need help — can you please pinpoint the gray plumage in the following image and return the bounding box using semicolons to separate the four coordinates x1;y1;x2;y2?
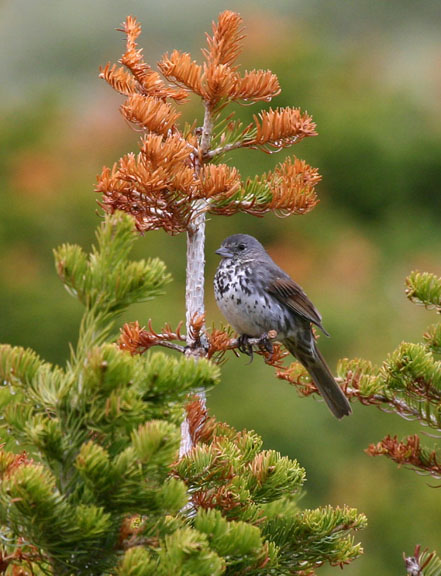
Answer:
214;233;351;419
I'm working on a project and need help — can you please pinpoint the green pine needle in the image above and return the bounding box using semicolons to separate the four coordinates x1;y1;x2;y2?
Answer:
406;271;441;312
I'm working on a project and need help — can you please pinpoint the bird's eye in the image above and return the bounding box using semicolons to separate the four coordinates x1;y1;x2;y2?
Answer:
238;243;246;251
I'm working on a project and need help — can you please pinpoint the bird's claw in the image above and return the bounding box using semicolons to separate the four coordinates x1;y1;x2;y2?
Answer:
237;333;275;364
258;333;274;357
259;332;274;361
238;334;254;363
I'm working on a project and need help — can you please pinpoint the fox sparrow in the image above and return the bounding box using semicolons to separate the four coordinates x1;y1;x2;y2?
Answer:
214;234;351;419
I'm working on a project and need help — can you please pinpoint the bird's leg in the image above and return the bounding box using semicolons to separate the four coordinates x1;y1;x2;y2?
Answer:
257;332;274;359
238;334;254;362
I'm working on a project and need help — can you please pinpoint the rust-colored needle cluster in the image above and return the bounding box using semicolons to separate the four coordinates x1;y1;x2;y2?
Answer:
366;435;441;480
96;11;320;234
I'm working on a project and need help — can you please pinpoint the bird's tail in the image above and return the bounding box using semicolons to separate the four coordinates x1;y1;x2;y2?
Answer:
283;338;352;419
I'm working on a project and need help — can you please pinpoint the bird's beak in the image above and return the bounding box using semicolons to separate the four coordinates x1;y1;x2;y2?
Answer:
215;247;233;258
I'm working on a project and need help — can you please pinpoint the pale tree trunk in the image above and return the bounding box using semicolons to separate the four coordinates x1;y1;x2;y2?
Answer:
179;213;207;457
179;103;213;457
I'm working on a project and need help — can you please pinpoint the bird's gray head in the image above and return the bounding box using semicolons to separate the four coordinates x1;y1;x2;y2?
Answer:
215;234;266;261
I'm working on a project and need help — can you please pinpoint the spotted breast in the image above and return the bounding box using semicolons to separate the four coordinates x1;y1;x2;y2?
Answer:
214;258;287;337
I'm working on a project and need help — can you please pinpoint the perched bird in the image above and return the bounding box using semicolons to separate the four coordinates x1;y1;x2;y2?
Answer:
214;234;351;419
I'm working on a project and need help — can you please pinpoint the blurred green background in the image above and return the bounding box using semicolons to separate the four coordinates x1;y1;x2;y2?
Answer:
1;1;441;574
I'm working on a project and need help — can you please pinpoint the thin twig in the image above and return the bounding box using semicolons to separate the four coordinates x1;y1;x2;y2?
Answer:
204;139;249;159
403;545;434;576
154;341;186;353
342;383;441;427
225;331;278;351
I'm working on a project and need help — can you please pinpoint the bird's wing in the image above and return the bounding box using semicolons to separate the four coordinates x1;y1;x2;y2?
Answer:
267;276;330;335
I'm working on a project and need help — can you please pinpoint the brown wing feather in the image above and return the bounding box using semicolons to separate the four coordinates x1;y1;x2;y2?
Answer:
268;276;330;335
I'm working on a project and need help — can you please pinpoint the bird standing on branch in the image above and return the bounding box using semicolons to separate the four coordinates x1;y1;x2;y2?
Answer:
214;234;351;419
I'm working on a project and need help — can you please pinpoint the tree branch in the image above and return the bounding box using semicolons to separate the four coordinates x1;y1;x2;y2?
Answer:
204;139;249;159
154;341;186;353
